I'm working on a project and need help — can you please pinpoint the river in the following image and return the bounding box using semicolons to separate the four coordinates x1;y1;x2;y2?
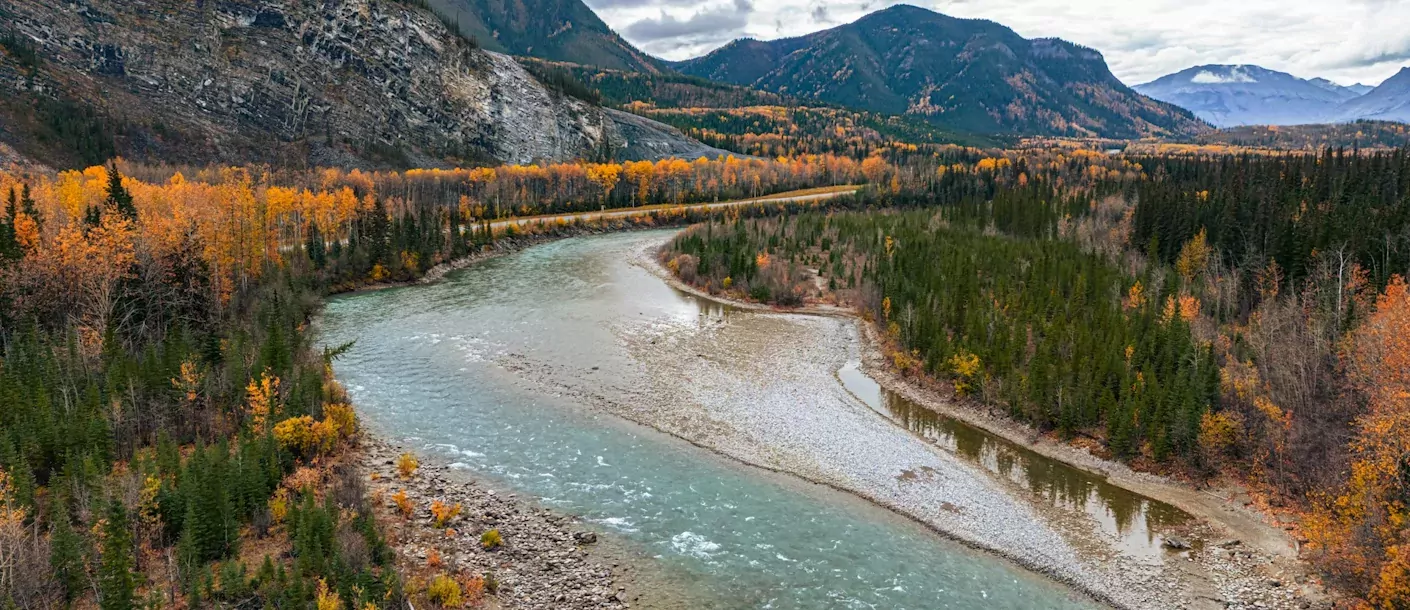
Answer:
317;230;1191;609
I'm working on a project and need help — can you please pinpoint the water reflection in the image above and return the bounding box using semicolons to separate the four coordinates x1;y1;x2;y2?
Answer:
836;361;1190;559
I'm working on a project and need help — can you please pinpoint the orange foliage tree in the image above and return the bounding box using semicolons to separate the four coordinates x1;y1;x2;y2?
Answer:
1307;275;1410;603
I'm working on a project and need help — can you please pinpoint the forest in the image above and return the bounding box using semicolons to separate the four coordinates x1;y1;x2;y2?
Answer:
661;147;1410;606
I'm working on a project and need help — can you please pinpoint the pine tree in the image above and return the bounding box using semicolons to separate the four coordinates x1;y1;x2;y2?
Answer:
49;497;86;602
19;184;37;230
306;221;327;270
98;498;136;610
0;187;18;260
106;165;138;221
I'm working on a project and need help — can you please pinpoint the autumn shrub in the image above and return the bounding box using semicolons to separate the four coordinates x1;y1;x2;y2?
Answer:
316;579;342;610
323;402;359;437
947;350;982;396
392;490;413;518
245;371;281;434
311;418;341;455
1197;411;1244;463
463;574;486;603
268;488;290;525
426;548;443;568
273;415;316;455
397;453;419;479
431;501;462;528
427;574;462;608
480;529;502;550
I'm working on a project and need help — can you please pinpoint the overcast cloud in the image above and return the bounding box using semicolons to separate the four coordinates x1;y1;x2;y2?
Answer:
583;0;1410;86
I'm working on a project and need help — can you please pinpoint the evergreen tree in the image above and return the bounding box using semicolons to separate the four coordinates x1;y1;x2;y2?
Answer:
98;498;136;610
49;497;86;602
306;220;327;270
19;184;38;230
0;188;19;260
105;164;138;222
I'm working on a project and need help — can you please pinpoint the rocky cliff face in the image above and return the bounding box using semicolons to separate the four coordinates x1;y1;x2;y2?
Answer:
0;0;704;169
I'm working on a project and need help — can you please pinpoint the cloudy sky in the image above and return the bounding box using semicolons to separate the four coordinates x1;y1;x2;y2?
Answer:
585;0;1410;87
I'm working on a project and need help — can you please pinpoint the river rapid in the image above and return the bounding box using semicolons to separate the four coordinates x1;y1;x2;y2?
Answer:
317;230;1195;609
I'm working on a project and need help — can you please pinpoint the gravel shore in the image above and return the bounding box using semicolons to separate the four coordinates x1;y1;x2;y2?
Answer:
359;438;692;609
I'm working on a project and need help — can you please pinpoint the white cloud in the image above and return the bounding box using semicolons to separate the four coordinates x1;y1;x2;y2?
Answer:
582;0;1410;86
1191;68;1257;84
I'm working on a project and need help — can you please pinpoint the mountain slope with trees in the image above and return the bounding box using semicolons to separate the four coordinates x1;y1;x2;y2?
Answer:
672;4;1205;139
416;0;662;72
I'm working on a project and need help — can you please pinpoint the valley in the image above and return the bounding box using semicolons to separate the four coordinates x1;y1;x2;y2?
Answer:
1;0;1409;609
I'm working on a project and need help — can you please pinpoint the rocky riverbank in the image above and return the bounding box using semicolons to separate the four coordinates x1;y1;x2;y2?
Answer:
358;438;686;609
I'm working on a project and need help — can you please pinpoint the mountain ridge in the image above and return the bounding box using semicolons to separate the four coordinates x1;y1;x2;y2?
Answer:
417;0;662;73
670;4;1204;139
1333;67;1410;124
1136;64;1410;127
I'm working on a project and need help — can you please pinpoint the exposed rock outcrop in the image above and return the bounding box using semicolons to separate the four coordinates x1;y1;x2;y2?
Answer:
606;108;735;161
0;0;714;168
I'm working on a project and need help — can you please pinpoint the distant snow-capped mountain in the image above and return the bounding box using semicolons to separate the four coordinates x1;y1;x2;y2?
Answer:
1134;65;1356;126
1334;68;1410;123
1308;78;1368;99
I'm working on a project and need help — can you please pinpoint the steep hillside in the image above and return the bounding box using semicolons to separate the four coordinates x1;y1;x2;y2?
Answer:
417;0;660;72
1334;68;1410;124
673;4;1204;139
535;59;793;109
0;0;701;169
530;59;993;156
1135;65;1361;126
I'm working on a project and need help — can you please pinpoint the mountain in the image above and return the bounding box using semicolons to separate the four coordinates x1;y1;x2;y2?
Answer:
418;0;661;72
670;4;1204;138
1136;64;1410;127
0;0;717;169
1308;77;1369;99
1133;65;1358;127
1333;68;1410;123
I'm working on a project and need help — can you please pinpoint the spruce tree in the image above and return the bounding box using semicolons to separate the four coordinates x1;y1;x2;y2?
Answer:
106;165;138;221
49;497;85;602
98;498;136;610
306;221;327;270
0;188;18;260
21;184;40;230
